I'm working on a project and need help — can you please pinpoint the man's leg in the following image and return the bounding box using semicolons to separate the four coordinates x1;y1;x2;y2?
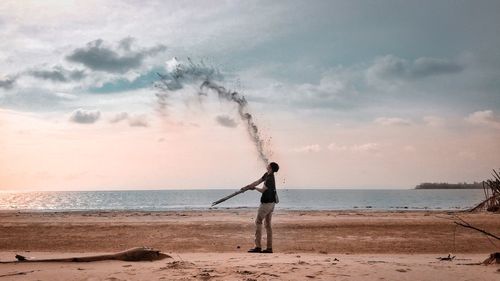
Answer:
253;204;266;250
264;203;275;251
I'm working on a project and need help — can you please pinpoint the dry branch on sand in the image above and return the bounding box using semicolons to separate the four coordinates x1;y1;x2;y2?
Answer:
453;216;500;265
469;169;500;213
0;247;170;263
453;218;500;241
482;252;500;265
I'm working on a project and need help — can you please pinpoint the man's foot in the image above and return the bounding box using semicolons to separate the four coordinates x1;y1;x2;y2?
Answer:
247;247;262;253
262;248;273;253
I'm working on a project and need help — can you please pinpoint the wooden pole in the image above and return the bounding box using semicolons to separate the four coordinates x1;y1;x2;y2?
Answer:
211;190;245;207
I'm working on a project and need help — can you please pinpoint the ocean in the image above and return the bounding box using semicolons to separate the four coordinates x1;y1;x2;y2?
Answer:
0;189;485;211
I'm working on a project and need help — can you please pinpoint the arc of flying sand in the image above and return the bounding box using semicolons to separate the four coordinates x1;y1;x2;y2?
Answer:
199;80;270;166
154;58;273;166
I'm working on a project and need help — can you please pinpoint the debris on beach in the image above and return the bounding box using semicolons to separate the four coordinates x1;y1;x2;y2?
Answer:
437;254;456;261
469;169;500;213
482;252;500;265
453;216;500;241
0;247;170;263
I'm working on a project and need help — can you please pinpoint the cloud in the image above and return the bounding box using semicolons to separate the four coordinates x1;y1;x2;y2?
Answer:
293;144;321;153
215;114;238;128
328;142;380;153
351;143;380;153
0;76;16;89
69;108;101;124
327;143;348;151
128;114;149;127
27;65;86;82
245;67;361;110
465;110;500;129
412;57;464;78
423;116;445;127
118;37;135;51
374;117;412;126
109;112;129;123
66;38;167;73
109;112;148;127
0;89;77;110
368;55;464;80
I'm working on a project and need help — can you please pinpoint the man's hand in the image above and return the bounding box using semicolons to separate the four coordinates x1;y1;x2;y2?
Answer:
240;185;255;191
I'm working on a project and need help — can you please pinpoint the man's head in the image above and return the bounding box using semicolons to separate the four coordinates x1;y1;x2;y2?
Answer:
268;162;279;173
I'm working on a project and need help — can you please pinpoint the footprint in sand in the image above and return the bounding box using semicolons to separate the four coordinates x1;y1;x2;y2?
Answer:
237;270;255;275
395;268;411;273
258;272;280;278
105;278;124;281
193;272;213;280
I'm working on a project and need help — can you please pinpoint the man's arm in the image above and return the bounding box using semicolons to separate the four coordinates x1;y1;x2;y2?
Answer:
253;184;268;194
241;176;265;191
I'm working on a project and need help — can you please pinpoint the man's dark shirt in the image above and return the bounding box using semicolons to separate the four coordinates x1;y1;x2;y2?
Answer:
260;172;277;203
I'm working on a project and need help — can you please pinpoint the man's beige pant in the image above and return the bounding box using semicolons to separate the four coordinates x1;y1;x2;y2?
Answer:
255;203;275;249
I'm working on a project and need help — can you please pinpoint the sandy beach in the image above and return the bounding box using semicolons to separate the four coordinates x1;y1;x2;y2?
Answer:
0;210;499;280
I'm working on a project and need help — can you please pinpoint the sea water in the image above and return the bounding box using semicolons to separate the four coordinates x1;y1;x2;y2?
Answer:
0;189;485;211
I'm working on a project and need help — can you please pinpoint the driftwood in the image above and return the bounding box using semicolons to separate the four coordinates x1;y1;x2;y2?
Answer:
470;169;500;212
454;218;500;241
0;270;39;278
436;254;455;261
469;193;500;212
452;217;500;266
0;247;171;263
482;252;500;265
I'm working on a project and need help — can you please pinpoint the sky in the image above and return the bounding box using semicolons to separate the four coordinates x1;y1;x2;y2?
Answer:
1;0;500;190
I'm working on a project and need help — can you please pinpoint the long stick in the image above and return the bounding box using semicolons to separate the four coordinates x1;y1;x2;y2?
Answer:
211;190;245;207
454;220;500;241
0;270;38;278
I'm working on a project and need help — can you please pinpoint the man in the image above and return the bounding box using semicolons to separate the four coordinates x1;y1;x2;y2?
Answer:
241;162;280;253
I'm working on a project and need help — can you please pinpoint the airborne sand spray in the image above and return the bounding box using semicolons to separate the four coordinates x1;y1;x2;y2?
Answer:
199;80;269;165
154;58;271;166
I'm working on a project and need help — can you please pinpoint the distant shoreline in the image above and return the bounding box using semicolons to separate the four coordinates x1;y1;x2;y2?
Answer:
415;182;483;189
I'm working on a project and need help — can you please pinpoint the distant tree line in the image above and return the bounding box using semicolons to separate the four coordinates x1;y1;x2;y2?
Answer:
415;182;483;189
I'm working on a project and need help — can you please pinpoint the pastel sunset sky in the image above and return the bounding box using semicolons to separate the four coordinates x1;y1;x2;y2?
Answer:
1;0;499;190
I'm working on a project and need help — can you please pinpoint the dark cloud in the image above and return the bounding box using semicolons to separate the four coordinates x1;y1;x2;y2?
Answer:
370;55;464;80
144;44;167;56
66;38;167;73
0;76;16;89
215;114;238;128
118;37;135;51
69;108;101;124
412;57;464;78
28;65;86;82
